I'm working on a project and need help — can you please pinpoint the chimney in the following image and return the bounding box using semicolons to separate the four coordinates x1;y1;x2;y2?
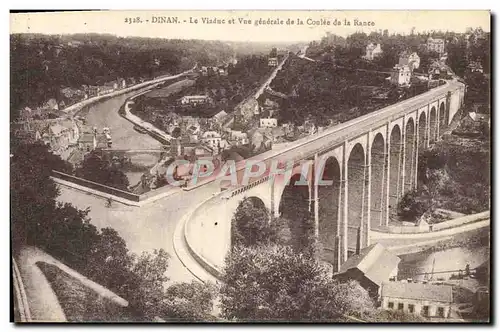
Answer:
356;226;361;255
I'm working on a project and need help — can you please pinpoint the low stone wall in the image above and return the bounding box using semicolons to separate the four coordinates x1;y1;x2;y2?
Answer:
52;171;140;202
52;170;180;204
67;70;193;116
432;211;490;231
375;211;489;234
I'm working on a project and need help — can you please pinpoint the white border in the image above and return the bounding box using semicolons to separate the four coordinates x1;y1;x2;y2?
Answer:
4;2;497;331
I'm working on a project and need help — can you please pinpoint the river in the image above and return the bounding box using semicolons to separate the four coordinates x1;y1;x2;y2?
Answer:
80;79;191;185
57;78;219;284
398;228;490;281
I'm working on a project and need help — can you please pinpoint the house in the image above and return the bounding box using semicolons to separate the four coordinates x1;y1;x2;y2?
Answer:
181;95;211;106
95;133;111;149
86;86;100;97
334;243;400;300
399;51;420;71
426;37;445;55
260;118;278;128
467;61;484;73
67;148;86;167
229;130;249;146
212;110;228;125
60;87;85;100
78;133;97;151
184;143;214;159
200;66;208;76
390;64;412;86
364;43;383;61
171;137;214;159
218;68;228;76
380;282;453;318
268;57;278;67
201;131;222;153
43;98;59;111
41;119;80;154
264;98;279;108
460;112;490;132
271;127;286;142
119;78;127;89
250;128;273;151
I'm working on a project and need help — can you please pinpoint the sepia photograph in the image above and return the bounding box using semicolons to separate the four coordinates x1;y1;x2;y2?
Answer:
9;9;491;323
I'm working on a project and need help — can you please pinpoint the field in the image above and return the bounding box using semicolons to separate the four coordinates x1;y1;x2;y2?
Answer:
143;79;195;98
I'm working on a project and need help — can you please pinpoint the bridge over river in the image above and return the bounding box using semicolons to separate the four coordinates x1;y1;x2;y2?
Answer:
57;71;474;284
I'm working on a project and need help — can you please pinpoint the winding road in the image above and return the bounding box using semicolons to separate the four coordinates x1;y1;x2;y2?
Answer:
57;78;220;284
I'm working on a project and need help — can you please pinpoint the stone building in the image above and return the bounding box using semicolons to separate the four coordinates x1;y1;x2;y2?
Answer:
380;282;453;318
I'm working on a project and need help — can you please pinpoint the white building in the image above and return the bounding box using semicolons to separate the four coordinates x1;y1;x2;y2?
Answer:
364;43;383;61
230;130;249;145
201;131;222;152
212;110;228;125
260;118;278;128
427;37;445;55
268;57;278;67
200;66;208;76
399;52;420;71
390;65;412;86
380;282;453;318
181;95;210;106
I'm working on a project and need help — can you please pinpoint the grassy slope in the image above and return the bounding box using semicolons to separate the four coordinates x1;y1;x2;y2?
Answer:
36;261;134;322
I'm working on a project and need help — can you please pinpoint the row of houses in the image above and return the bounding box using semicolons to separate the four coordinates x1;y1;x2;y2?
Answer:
16;77;141;124
363;37;446;62
200;65;228;77
12;116;113;165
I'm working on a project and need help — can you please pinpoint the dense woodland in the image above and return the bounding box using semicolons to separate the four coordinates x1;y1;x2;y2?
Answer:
10;141;217;321
10;28;490;321
306;29;490;77
270;55;429;127
10;34;287;120
134;54;273;120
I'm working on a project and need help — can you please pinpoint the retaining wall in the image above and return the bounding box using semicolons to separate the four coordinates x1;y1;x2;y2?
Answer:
52;171;140;202
375;211;490;234
66;69;193;116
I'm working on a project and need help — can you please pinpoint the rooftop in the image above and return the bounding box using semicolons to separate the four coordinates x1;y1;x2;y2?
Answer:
338;243;401;287
468;112;489;122
381;282;453;303
78;133;95;143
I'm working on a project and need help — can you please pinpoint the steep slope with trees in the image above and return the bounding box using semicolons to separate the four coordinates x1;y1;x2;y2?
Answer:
10;141;216;321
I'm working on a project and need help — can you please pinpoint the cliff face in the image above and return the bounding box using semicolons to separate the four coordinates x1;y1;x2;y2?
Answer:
419;136;490;214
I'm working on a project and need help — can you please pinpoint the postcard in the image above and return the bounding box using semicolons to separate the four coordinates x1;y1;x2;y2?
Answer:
10;10;491;323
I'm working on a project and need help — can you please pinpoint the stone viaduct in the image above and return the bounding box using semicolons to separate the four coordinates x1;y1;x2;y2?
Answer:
184;80;466;275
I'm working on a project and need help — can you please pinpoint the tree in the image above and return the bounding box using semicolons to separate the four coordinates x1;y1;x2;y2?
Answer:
231;197;274;247
10;141;213;322
159;281;218;321
154;172;169;188
398;190;431;221
171;127;181;138
126;249;171;319
76;151;129;190
220;245;375;322
269;47;278;58
10;141;73;247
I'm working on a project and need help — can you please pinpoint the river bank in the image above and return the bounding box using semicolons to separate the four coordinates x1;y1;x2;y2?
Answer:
398;226;490;281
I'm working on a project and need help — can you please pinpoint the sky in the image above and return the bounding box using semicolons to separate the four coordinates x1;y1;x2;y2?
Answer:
10;10;491;43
